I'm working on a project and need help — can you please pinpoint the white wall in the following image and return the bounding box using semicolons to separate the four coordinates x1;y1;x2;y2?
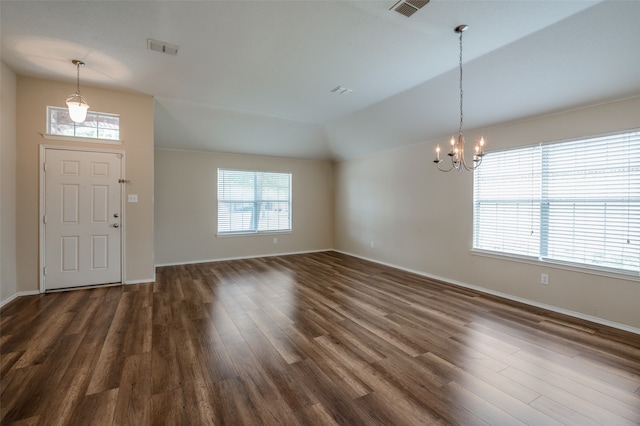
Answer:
155;149;333;265
1;62;18;305
334;96;640;331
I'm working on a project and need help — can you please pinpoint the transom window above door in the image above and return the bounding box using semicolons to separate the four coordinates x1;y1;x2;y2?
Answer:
46;106;121;142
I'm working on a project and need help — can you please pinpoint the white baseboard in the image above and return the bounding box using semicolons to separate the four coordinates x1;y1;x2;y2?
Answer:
154;249;329;268
125;277;156;285
334;250;640;336
0;290;40;308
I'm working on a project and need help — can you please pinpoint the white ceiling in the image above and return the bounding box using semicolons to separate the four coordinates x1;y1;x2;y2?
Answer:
2;0;640;160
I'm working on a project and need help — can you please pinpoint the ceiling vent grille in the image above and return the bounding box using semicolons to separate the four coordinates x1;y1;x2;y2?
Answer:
147;39;179;56
390;0;429;17
331;86;353;95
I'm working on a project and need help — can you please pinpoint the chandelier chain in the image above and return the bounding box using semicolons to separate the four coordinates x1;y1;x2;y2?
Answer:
459;29;464;139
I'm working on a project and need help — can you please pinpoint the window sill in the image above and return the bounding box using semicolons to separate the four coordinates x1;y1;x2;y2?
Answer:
471;249;640;282
216;230;292;238
41;133;124;145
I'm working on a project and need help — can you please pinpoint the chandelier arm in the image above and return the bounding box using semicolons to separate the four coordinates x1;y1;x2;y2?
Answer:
435;161;455;172
461;156;482;171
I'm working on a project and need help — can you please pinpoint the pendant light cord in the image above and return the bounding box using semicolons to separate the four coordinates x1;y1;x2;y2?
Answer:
76;62;81;95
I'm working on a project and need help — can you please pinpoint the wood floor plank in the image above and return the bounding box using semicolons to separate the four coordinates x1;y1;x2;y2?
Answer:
75;389;119;426
355;390;441;425
359;359;483;425
417;352;559;425
39;342;102;426
513;349;640;421
1;251;639;425
8;416;40;426
151;388;188;425
296;403;341;426
501;366;637;425
112;353;152;426
291;359;375;425
2;332;86;422
240;327;318;412
529;395;604;426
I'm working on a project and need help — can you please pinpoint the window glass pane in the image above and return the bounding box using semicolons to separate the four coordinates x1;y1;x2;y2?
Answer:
74;124;98;138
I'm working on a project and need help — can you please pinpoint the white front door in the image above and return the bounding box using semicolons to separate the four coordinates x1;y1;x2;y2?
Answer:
42;148;123;290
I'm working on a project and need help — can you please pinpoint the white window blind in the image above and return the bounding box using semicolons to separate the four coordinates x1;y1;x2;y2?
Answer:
217;169;291;235
474;130;640;276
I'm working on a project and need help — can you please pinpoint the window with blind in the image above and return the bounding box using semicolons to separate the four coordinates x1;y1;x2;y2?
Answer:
473;130;640;276
217;169;292;235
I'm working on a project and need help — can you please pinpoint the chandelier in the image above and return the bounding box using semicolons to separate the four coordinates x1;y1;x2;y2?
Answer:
66;60;90;123
434;25;485;172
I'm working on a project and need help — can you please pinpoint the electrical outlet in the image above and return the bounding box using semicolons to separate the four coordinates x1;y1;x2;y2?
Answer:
540;273;549;285
273;237;278;244
370;241;374;248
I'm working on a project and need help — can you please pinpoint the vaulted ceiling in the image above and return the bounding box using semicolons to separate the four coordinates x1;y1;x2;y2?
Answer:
2;1;639;160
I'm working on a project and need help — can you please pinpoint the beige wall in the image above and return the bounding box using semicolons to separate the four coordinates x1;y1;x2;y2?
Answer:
1;63;18;304
334;96;640;330
15;76;155;294
155;149;333;265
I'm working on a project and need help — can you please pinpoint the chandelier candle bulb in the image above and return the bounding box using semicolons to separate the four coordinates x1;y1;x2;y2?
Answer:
435;145;441;162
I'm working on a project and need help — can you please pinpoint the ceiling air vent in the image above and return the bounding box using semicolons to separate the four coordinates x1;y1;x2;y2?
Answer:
331;86;353;95
147;39;179;56
390;0;429;17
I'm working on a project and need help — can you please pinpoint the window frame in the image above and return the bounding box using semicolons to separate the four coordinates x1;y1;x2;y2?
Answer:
46;106;122;144
472;129;640;280
217;168;292;236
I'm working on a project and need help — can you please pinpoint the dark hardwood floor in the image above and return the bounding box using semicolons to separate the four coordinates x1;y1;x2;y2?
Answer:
1;251;639;425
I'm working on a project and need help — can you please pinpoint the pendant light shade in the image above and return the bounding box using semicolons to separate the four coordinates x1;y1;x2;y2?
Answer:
66;93;89;123
66;60;89;123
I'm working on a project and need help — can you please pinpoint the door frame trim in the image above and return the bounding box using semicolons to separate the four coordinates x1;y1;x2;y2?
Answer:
39;145;127;293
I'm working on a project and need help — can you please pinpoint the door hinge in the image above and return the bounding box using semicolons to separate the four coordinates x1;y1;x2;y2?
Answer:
43;163;47;172
43;216;47;224
43;267;47;276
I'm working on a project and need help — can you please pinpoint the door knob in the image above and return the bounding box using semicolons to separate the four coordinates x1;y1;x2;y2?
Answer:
113;213;120;218
113;223;120;228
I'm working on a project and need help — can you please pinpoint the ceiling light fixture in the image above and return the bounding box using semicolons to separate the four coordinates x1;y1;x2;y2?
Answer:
434;25;485;172
66;60;89;123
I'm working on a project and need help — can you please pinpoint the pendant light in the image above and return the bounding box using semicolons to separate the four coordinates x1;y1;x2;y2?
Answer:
434;25;486;172
66;60;89;123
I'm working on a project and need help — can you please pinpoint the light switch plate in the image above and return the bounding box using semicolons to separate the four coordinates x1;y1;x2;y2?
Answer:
128;194;138;203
